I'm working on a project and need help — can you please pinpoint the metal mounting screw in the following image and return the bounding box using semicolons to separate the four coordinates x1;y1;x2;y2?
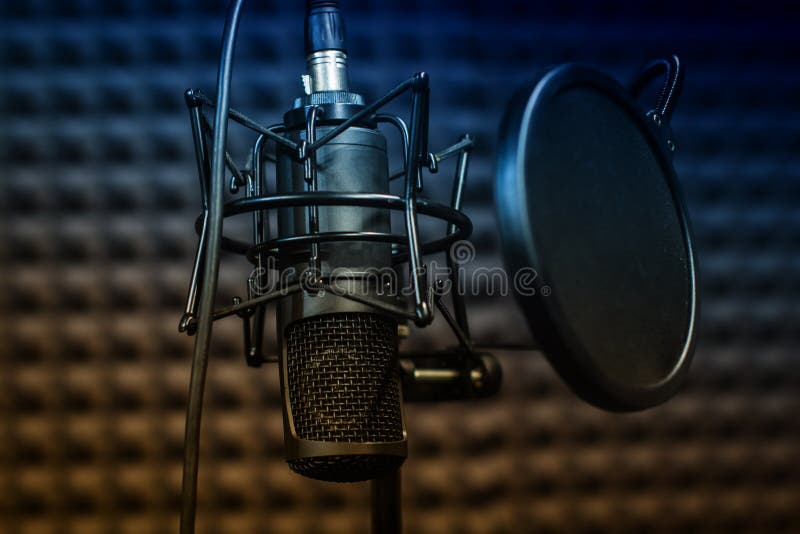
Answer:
652;113;663;127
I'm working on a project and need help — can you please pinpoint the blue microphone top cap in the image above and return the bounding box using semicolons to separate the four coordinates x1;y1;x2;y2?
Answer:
305;0;347;55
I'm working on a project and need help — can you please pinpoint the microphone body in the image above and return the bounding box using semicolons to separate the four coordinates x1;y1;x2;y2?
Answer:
275;115;407;482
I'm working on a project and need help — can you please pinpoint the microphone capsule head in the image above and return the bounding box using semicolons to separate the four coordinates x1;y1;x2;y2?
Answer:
281;312;407;482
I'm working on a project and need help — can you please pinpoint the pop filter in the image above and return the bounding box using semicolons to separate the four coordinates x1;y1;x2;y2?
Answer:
495;58;698;411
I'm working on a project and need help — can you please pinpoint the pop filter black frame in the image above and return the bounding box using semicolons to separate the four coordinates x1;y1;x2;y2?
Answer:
495;59;698;412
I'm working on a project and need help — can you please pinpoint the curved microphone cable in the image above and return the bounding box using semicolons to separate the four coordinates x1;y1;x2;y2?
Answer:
179;1;245;532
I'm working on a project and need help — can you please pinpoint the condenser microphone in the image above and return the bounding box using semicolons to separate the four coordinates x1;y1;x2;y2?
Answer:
275;0;406;483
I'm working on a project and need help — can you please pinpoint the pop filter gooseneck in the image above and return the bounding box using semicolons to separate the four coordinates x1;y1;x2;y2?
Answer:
629;55;683;124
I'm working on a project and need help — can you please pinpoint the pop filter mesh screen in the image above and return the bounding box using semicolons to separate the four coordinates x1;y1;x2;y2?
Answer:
1;1;798;532
524;85;690;386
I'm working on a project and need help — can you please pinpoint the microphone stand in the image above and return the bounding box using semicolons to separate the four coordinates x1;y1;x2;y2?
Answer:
371;470;402;534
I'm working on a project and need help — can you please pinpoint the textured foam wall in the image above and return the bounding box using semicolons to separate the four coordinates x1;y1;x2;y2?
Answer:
1;1;799;533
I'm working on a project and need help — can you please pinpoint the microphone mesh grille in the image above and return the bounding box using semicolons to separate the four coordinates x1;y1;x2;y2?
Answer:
285;312;404;482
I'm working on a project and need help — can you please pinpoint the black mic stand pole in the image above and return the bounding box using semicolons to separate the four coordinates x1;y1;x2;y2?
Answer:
371;469;402;534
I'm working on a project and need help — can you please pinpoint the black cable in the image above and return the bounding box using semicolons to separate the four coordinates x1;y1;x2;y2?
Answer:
179;1;246;533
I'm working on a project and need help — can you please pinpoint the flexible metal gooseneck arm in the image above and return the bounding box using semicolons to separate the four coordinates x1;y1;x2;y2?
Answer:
180;1;245;532
628;54;683;123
